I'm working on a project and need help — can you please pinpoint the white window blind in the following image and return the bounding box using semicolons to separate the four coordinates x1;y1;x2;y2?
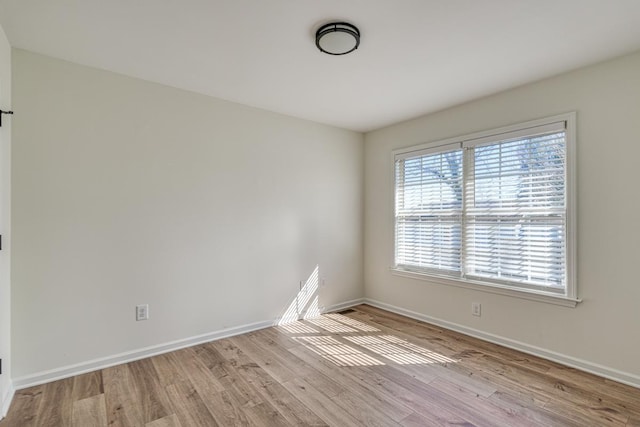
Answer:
394;116;574;298
463;124;566;292
395;146;463;275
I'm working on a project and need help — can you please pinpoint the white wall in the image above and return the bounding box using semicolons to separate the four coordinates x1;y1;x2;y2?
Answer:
0;23;12;416
365;51;640;379
12;43;640;390
12;49;364;380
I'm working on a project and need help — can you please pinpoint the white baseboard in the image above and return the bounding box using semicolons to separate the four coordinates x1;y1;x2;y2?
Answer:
363;298;640;389
12;319;274;390
12;297;368;391
1;382;15;419
18;296;634;396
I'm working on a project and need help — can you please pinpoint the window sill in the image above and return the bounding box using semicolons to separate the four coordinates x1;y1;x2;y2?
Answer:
390;268;581;308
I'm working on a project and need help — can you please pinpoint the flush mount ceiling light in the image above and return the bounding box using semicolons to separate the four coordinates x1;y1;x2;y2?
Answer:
315;22;360;55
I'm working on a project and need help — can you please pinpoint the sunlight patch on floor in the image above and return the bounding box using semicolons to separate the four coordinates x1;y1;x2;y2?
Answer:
279;322;320;334
325;313;380;332
294;336;384;367
306;317;358;333
279;310;458;368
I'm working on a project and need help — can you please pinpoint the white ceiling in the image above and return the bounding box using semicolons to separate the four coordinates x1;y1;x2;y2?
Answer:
1;1;640;132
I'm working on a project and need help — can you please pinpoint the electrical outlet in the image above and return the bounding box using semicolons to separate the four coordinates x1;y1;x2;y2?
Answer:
471;302;481;317
136;304;149;321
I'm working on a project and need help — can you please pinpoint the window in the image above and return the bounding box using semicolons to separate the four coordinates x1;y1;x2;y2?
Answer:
393;114;576;303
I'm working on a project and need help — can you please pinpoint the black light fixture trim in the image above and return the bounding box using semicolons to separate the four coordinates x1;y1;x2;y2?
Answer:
315;22;360;56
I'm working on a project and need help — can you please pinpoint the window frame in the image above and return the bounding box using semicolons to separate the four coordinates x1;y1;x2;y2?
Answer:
390;113;579;307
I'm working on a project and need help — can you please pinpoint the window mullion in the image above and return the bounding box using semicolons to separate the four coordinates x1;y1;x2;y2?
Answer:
394;158;405;266
461;146;474;279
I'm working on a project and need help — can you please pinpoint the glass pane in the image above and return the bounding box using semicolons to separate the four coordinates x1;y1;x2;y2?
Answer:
397;218;461;272
396;149;463;273
474;132;565;211
465;218;565;286
466;131;567;288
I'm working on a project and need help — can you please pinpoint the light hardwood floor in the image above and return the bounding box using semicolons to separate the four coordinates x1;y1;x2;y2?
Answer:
2;304;640;426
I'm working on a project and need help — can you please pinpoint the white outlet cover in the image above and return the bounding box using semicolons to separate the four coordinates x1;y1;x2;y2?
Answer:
136;304;149;321
472;302;481;317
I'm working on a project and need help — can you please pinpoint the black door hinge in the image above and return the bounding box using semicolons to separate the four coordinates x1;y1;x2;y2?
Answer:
0;110;13;127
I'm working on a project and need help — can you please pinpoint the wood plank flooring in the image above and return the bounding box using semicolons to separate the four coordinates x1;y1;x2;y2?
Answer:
2;304;640;426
